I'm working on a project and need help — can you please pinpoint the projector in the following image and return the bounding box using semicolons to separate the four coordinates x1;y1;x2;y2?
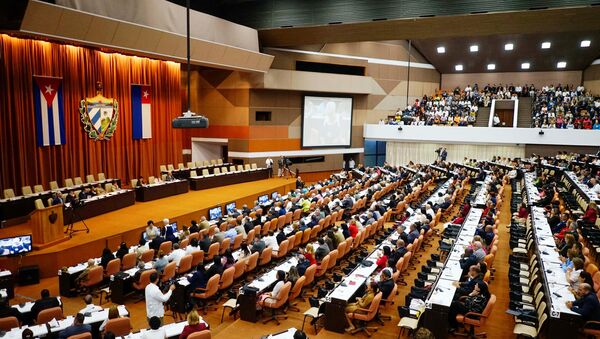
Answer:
172;111;209;128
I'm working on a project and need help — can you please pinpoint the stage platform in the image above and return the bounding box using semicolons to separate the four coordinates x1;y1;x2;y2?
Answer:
0;178;295;278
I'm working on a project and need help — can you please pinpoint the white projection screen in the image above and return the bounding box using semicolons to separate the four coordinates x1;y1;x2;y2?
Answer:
302;95;353;148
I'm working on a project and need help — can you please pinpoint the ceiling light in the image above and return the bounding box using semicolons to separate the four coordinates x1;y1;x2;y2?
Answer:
521;62;530;70
581;40;591;48
470;45;479;52
557;61;567;69
437;46;446;53
541;42;551;49
455;64;463;71
504;43;514;51
487;64;496;70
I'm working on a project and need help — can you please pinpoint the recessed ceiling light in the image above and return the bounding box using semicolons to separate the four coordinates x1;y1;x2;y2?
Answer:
557;61;567;69
521;62;530;70
504;43;514;51
455;64;463;71
541;42;551;49
470;45;479;52
487;64;496;70
581;40;591;48
437;46;446;53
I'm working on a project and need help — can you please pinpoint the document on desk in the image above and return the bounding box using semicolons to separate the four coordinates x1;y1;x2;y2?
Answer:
428;279;457;307
440;260;463;281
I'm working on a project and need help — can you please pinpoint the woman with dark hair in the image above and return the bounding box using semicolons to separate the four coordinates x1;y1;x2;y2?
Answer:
258;270;286;307
448;281;491;332
341;223;351;239
115;242;129;260
222;249;235;269
345;282;379;332
571;271;594;297
100;248;115;269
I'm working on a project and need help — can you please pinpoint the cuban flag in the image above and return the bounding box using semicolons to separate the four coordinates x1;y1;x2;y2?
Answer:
33;76;65;146
131;84;152;139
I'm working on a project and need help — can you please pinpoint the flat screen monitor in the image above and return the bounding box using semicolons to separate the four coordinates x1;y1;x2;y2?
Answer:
0;234;32;256
209;206;222;221
302;95;353;148
258;194;269;204
271;191;278;200
226;202;236;214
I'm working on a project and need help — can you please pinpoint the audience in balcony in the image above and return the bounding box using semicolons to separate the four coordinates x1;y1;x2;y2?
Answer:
531;84;600;129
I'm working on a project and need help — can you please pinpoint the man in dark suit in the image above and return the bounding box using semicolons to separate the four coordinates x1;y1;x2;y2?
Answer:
388;239;407;269
314;238;330;263
205;256;224;278
251;234;266;254
58;313;91;339
31;289;60;322
198;235;211;253
459;248;479;271
567;283;600;322
453;265;482;297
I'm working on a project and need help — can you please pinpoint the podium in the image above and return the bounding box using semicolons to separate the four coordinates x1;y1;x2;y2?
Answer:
30;204;68;249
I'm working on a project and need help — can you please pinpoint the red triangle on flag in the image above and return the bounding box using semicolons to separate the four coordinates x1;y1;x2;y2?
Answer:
34;77;61;106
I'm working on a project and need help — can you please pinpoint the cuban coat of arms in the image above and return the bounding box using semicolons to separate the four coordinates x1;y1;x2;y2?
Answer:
79;85;118;140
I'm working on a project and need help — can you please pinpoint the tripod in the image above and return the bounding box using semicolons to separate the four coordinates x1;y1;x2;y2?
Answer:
65;203;90;238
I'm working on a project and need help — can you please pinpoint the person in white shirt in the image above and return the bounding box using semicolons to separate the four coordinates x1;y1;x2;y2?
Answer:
79;294;102;314
348;158;355;169
263;233;278;250
142;316;167;339
185;238;200;254
145;272;175;324
167;243;186;266
265;157;274;178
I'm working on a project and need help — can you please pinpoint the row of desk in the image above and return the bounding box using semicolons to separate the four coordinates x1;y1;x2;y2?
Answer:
522;171;580;338
161;162;233;180
422;207;484;338
562;170;600;209
0;179;121;222
189;168;269;190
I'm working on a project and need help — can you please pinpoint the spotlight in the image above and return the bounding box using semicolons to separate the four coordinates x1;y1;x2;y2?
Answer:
398;126;403;131
538;129;544;135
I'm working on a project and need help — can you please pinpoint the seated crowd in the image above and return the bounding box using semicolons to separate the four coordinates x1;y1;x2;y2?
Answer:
530;84;600;129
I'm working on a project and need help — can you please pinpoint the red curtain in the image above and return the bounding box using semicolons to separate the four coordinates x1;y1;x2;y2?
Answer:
0;34;183;192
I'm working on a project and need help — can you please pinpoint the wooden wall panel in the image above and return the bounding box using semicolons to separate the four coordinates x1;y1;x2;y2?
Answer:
441;71;582;90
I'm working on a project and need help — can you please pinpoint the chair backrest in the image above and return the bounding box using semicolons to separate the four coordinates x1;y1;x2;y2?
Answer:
214;168;221;175
148;176;156;184
74;177;83;185
34;199;45;210
22;186;33;196
401;252;412;273
245;252;259;273
0;316;19;331
259;247;272;266
104;317;132;336
49;181;59;190
244;164;251;171
361;292;383;321
195;161;203;167
587;264;599;276
316;255;330;277
220;238;231;254
86;174;95;183
217;159;224;165
68;333;92;339
105;258;121;277
187;162;194;168
251;163;257;169
275;240;289;258
159;241;173;255
82;266;104;287
230;165;236;172
190;170;198;177
97;173;106;181
202;169;210;176
37;306;64;324
135;269;156;290
269;282;292;308
220;266;235;290
232;234;243;250
178;254;193;274
327;250;338;270
161;262;177;282
187;330;212;339
203;274;220;297
141;249;155;263
206;243;220;260
168;164;175;171
64;178;74;187
180;239;189;249
191;250;205;267
3;189;15;199
303;264;317;286
221;167;228;174
290;275;306;301
121;253;137;270
476;294;496;326
233;259;246;279
236;164;244;172
130;179;138;188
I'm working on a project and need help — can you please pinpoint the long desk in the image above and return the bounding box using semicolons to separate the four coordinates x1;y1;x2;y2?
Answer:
562;170;600;208
0;179;121;222
63;190;136;225
472;174;492;207
421;208;483;338
189;169;269;190
135;180;189;202
162;163;232;180
523;172;540;206
529;206;580;337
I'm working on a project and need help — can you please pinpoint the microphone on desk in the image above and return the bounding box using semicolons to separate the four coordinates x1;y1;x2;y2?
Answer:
553;292;561;298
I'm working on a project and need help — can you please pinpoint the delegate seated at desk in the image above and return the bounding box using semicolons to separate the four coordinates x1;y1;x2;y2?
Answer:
566;283;600;324
0;296;21;322
31;289;60;322
257;270;286;309
448;281;490;333
59;313;91;339
75;260;97;289
345;282;378;332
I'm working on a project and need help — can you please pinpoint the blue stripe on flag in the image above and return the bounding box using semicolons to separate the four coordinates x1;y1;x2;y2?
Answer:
131;85;143;140
47;102;55;145
33;83;44;147
57;87;65;144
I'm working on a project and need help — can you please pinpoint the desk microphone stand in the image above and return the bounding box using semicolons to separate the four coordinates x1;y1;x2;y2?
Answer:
65;202;90;238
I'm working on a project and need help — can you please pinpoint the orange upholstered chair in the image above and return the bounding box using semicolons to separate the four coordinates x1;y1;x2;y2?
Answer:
259;281;292;325
0;316;18;331
187;330;212;339
456;294;497;338
177;254;193;275
161;262;177;284
206;243;219;261
67;333;92;339
121;253;137;270
245;252;259;275
287;276;306;312
347;292;383;336
141;249;155;263
37;307;64;324
81;266;104;293
192;274;220;314
133;269;156;291
259;247;272;267
191;250;204;267
273;240;289;259
104;258;121;279
159;241;173;255
103;317;132;336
